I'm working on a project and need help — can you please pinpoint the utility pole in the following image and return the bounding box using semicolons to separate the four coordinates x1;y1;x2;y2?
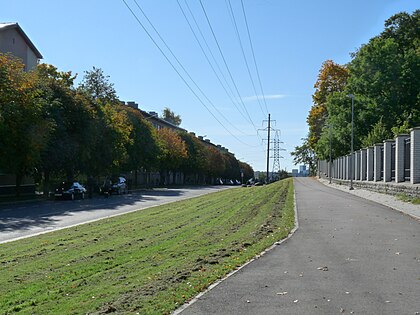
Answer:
266;114;270;183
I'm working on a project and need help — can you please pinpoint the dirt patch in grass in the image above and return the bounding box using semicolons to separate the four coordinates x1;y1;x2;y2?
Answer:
0;179;294;315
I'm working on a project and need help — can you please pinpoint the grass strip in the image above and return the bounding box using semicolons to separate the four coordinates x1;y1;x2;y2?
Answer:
0;178;294;314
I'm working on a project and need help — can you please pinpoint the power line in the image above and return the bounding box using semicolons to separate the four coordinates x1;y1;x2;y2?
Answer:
240;0;269;114
198;0;257;130
133;0;248;138
176;0;251;136
122;0;255;147
182;0;242;117
226;0;267;118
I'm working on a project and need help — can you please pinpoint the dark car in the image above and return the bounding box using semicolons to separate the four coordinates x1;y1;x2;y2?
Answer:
54;182;87;200
111;177;128;195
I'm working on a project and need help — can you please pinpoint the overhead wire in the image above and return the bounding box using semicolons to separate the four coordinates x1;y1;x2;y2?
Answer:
182;0;241;116
133;0;252;137
176;0;252;136
121;0;258;147
198;0;257;130
225;0;267;118
240;0;269;115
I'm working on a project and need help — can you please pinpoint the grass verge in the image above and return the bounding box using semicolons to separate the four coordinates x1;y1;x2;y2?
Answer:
396;193;420;204
0;178;294;314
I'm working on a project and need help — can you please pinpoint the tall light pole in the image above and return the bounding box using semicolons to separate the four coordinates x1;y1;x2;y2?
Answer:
347;94;355;190
329;123;332;184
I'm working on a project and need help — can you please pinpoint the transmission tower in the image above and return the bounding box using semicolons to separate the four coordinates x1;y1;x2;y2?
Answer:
271;130;285;177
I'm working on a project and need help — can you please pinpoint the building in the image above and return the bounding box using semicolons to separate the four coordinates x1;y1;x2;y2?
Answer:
292;165;309;177
0;22;43;71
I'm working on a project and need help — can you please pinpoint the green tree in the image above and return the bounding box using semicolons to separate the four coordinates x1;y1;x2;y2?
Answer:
178;132;207;182
37;64;94;189
307;60;349;151
78;66;118;103
0;54;50;196
122;106;161;185
78;68;132;176
162;107;182;126
290;138;316;175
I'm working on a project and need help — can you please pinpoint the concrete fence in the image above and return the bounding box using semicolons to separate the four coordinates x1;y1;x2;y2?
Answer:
318;127;420;187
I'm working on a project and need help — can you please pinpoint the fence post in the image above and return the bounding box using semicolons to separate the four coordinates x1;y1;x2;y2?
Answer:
411;127;420;184
383;140;394;182
374;144;383;182
395;134;409;183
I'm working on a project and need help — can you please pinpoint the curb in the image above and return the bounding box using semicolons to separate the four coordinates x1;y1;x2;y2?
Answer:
172;182;299;315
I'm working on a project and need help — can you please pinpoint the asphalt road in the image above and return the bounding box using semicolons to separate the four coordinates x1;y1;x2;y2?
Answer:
0;186;233;244
179;177;420;315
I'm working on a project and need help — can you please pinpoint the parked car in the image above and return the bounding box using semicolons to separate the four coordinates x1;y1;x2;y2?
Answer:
54;182;87;200
111;177;128;195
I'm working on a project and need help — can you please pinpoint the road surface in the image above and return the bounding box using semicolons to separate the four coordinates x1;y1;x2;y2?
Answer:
0;186;233;244
179;177;420;315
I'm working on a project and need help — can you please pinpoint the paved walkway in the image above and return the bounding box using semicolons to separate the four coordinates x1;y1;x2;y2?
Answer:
318;177;420;220
178;177;420;315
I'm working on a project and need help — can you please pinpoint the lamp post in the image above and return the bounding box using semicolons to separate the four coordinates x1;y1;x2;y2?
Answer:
347;94;355;190
329;123;332;184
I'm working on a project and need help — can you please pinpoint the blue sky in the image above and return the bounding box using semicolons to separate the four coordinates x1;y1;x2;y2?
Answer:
2;0;418;172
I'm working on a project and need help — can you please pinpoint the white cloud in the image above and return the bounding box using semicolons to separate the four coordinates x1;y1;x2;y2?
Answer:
243;94;286;102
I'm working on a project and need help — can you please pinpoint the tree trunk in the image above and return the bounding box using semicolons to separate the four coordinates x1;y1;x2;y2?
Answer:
43;170;50;198
15;172;22;198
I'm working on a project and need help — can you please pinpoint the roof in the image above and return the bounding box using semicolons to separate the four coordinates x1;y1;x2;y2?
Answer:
0;22;43;59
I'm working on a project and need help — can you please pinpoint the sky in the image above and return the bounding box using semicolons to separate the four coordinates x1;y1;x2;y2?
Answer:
2;0;418;172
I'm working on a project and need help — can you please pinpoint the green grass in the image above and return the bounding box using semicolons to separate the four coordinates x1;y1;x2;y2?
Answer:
0;179;295;315
396;193;420;204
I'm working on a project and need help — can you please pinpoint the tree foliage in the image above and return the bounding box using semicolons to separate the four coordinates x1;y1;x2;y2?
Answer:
300;10;419;167
1;57;252;194
0;54;49;195
162;107;182;126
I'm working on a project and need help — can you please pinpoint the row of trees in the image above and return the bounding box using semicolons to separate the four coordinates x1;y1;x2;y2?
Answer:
292;11;420;173
0;54;253;195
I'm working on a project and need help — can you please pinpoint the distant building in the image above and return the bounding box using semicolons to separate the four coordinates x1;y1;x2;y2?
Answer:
0;22;43;71
292;165;309;177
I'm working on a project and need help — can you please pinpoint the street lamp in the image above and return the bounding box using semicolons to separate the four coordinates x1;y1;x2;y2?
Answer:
329;123;332;184
347;94;355;190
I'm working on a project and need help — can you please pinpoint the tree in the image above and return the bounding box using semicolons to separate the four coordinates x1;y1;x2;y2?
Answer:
311;11;419;161
178;132;207;180
307;60;349;151
78;66;118;103
205;147;225;181
347;10;419;134
157;128;187;184
290;138;316;175
162;107;182;126
122;106;161;185
238;161;254;182
0;54;50;195
37;63;94;189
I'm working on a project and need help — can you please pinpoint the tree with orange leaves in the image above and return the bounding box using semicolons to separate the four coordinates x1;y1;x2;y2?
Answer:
307;60;349;151
157;128;188;184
